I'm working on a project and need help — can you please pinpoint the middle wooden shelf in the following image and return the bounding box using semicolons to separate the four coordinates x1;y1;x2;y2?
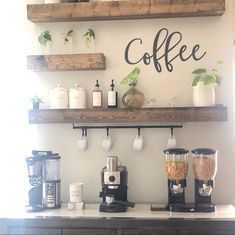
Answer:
28;106;228;124
27;53;106;71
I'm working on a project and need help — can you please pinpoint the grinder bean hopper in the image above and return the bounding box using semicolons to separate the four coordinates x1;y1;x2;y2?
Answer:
192;148;217;212
164;148;189;212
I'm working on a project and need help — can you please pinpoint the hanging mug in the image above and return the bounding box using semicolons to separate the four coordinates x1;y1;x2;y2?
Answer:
77;129;88;151
133;128;144;151
102;128;112;152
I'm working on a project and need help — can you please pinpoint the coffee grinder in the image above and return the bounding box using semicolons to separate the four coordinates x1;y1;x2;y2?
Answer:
164;148;189;212
25;151;44;212
99;156;135;212
192;148;217;212
25;150;61;212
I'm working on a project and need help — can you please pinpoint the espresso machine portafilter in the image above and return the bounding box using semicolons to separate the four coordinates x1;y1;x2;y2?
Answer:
192;148;217;212
99;156;135;212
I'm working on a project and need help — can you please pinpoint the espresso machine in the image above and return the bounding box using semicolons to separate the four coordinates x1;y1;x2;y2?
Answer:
192;148;217;212
25;150;61;212
164;148;190;212
99;156;135;212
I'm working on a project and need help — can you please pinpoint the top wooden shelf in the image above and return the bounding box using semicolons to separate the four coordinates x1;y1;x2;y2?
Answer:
27;0;225;23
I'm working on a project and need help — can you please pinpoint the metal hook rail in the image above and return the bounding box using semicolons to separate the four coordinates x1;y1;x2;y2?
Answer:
73;124;183;131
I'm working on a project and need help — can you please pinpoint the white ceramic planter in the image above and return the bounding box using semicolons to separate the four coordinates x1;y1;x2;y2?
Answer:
193;81;215;107
44;0;60;3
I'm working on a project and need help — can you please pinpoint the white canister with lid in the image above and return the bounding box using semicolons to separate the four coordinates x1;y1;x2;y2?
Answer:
51;84;68;109
69;84;86;109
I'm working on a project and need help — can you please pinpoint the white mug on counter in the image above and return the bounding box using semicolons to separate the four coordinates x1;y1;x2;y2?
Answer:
69;182;83;203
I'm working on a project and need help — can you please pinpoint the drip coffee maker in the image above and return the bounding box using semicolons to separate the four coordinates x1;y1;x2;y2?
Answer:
99;156;135;212
164;148;189;212
25;150;61;212
192;148;217;212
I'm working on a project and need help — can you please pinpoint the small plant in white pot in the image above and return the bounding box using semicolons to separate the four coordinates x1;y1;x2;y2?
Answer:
191;60;224;107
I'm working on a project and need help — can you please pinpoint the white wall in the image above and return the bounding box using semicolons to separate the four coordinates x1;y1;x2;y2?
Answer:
1;0;235;206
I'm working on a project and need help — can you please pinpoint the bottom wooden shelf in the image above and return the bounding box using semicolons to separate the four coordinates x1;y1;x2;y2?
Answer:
28;106;227;124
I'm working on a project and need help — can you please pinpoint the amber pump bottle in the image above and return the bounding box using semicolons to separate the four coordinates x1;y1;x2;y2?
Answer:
92;80;102;108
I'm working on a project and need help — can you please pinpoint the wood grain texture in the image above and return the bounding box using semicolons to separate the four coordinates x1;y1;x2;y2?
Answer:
27;0;225;23
27;54;106;71
28;106;227;124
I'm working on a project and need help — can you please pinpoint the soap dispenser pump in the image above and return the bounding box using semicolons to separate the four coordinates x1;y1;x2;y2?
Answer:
108;80;118;108
92;80;102;108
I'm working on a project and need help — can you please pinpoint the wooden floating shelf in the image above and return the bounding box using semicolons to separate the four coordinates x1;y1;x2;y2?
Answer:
28;106;227;124
27;0;225;23
27;53;106;71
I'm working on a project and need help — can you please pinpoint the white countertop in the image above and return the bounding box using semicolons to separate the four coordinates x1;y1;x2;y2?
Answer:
1;204;235;220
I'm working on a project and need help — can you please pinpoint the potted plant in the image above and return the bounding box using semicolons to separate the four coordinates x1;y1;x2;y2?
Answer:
38;30;52;54
120;67;144;108
191;60;224;107
83;29;95;48
63;29;75;53
31;96;44;110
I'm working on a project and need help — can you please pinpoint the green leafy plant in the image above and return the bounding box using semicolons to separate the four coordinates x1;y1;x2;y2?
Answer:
191;60;224;87
64;29;74;44
30;95;43;104
83;29;95;47
120;67;141;86
38;30;52;46
30;95;44;110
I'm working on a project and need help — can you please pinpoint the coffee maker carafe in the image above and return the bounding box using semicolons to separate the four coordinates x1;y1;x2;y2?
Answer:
25;150;61;212
99;156;135;212
43;154;61;209
192;148;217;212
164;148;189;212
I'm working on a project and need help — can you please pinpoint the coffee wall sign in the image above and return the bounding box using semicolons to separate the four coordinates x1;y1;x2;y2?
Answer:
124;28;206;73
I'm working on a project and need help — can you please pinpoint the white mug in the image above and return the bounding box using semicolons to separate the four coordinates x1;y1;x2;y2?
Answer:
77;136;88;151
102;135;112;152
69;183;83;203
133;135;144;151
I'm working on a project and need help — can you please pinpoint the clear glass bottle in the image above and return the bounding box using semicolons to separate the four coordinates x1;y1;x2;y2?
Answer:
92;80;102;108
108;80;118;108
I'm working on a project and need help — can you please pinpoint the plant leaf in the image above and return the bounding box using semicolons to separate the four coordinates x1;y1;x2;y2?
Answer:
203;75;216;85
191;75;201;87
66;29;74;37
192;68;207;75
88;29;95;39
217;60;225;65
121;67;141;85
